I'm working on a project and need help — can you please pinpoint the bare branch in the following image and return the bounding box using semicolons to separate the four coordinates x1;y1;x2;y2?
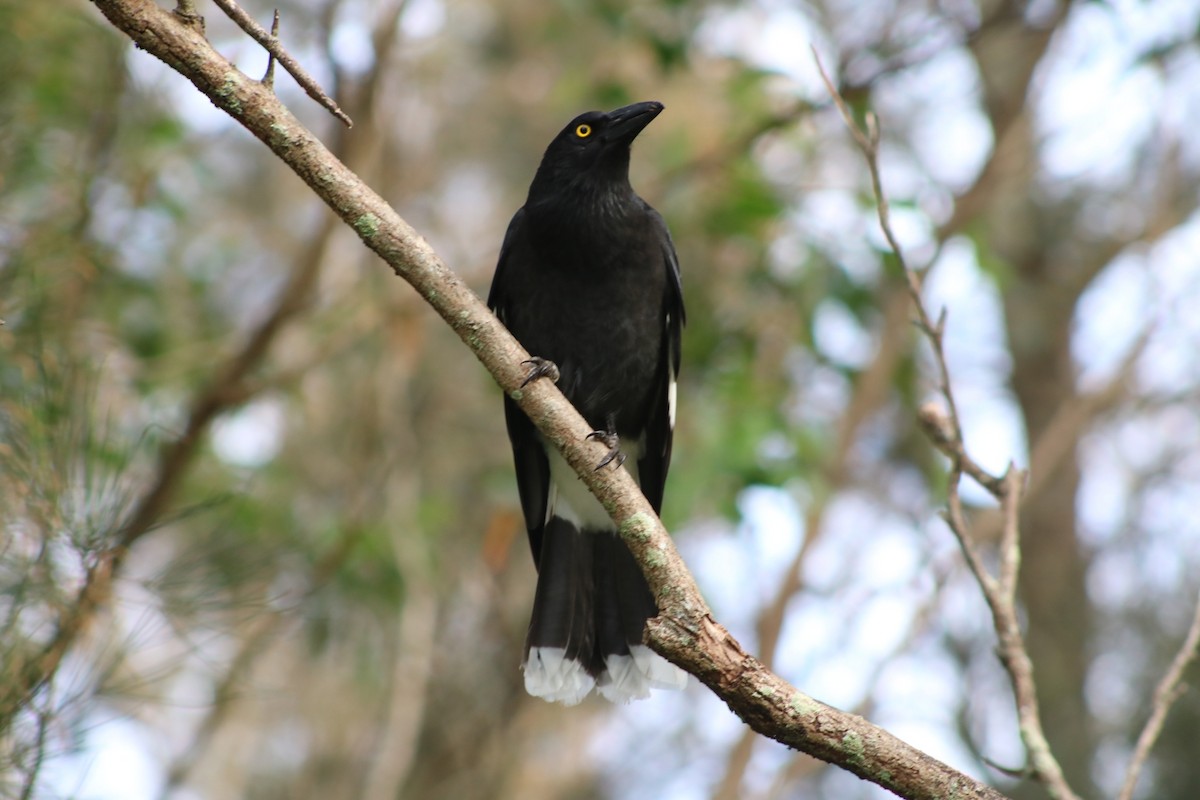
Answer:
79;3;1012;797
171;0;204;33
812;50;1081;800
997;467;1023;606
812;48;1003;498
1119;592;1200;800
261;9;279;87
210;0;351;126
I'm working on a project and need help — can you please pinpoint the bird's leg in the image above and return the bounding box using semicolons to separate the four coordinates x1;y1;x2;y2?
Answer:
586;415;626;471
520;356;560;388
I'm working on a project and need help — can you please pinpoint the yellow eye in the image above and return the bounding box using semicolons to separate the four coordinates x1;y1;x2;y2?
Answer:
575;123;592;138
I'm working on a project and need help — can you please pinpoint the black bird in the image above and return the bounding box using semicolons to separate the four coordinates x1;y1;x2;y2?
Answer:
488;101;686;704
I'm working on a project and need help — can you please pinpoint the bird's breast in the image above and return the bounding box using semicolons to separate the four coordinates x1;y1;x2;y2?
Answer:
505;223;666;433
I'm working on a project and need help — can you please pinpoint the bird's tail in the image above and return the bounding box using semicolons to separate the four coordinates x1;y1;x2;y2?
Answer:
523;518;687;705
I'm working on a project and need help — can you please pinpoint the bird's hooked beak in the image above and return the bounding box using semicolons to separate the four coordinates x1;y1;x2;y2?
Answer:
605;101;664;145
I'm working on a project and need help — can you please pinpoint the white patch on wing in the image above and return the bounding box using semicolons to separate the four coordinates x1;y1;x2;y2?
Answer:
523;647;596;706
596;646;688;703
667;379;677;430
545;440;641;531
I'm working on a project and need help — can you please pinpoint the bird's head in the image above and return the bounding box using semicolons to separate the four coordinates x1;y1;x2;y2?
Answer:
528;101;664;200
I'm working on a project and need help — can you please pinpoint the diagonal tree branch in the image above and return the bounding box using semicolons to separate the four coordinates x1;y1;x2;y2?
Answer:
82;2;1010;798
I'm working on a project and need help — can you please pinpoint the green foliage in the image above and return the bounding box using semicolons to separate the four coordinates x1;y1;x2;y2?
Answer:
704;160;786;236
965;220;1017;288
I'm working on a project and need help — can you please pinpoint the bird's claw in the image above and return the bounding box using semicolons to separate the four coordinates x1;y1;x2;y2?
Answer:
520;357;560;388
586;429;626;471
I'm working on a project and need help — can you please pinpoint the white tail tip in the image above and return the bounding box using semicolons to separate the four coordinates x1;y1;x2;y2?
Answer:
596;646;688;704
523;647;596;706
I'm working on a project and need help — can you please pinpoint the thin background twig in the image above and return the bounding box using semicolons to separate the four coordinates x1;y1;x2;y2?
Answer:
1118;592;1200;800
209;0;352;126
812;48;1080;800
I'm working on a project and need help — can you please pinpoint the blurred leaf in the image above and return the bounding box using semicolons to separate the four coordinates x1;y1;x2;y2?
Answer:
704;162;784;236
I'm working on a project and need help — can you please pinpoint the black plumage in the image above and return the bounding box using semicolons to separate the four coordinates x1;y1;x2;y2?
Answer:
488;101;686;704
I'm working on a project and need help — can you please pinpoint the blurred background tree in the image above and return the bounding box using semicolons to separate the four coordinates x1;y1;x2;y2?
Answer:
2;0;1199;798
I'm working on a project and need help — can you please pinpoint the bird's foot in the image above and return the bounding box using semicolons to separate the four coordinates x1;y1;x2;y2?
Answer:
520;357;560;388
585;429;626;471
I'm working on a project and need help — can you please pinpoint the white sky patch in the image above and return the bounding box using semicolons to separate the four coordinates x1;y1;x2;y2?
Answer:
853;524;922;590
1087;549;1141;612
793;191;883;283
1132;219;1200;394
600;682;748;799
330;19;376;75
804;647;879;709
875;653;985;780
1112;416;1163;474
922;239;1011;380
848;591;918;658
812;299;874;368
785;349;852;429
1041;61;1160;184
681;488;805;662
937;568;994;642
752;494;928;695
681;520;758;637
695;3;825;95
741;485;804;592
1072;252;1152;388
1036;0;1200;184
401;0;447;39
1139;493;1192;589
906;51;993;190
1076;439;1132;546
432;163;504;269
953;396;1026;494
50;716;163;800
212;397;286;467
1086;649;1146;728
876;651;964;717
